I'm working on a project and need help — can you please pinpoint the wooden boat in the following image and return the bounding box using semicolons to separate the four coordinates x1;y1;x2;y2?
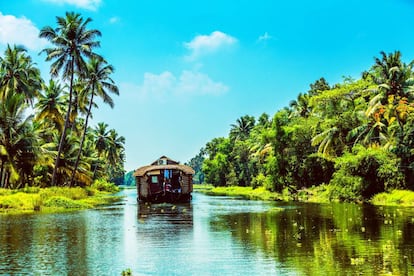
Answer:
134;156;195;203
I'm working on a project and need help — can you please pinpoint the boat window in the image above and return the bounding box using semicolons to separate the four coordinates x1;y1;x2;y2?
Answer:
151;176;158;183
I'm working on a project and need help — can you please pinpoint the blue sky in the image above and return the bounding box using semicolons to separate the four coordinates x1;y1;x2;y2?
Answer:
1;0;414;171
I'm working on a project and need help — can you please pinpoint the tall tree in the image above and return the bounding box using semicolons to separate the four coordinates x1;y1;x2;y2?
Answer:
230;115;255;141
0;93;36;188
289;93;311;118
35;79;66;133
70;57;118;186
39;12;101;186
0;44;42;105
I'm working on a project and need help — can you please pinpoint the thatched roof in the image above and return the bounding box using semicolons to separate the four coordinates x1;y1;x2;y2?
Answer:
134;156;194;177
134;164;195;177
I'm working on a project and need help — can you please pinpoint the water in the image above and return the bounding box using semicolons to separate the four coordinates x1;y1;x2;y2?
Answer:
1;189;414;275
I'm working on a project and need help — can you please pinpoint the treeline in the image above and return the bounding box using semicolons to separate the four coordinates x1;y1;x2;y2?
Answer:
0;12;125;188
194;51;414;201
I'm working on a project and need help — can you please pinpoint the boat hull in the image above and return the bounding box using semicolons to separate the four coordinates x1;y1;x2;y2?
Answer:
138;191;192;204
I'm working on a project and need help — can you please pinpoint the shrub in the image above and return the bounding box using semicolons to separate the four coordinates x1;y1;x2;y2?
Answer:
39;187;88;201
91;179;120;193
44;196;90;209
371;190;414;206
251;173;266;189
329;145;404;200
0;192;41;211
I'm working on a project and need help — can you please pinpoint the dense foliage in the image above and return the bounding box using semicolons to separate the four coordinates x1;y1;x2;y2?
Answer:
198;51;414;201
0;12;125;188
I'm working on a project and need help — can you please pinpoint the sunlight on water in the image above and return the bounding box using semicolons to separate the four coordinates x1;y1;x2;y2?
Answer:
1;189;414;275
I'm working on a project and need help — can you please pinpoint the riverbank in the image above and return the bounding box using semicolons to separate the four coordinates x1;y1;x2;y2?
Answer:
0;181;122;214
194;184;414;206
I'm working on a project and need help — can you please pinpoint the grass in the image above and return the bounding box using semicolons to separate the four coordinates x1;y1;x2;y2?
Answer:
195;184;414;206
0;181;122;214
370;190;414;206
194;184;286;201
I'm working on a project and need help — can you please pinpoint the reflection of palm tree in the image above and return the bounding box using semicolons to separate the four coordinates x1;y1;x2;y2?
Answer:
0;44;42;105
71;57;118;186
40;12;101;186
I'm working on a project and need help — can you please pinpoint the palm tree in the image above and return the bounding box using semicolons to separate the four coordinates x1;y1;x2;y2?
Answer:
91;122;110;179
0;93;37;188
106;129;125;181
92;122;110;157
70;57;118;186
230;115;255;141
35;79;66;133
289;93;311;118
0;44;42;105
311;126;342;158
39;12;101;186
371;51;414;98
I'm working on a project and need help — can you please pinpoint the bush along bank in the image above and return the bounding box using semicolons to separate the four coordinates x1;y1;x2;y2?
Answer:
0;180;121;214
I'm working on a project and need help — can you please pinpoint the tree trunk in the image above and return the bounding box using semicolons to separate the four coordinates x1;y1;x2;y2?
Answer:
52;58;75;187
0;160;4;188
4;172;9;189
70;87;95;187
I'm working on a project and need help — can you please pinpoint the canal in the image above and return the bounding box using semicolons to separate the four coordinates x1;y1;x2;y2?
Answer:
1;189;414;275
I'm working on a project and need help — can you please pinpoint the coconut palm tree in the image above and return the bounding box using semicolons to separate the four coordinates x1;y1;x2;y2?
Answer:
91;122;110;179
35;79;66;133
371;51;414;98
230;115;255;141
0;44;42;105
289;93;311;118
0;93;37;188
70;56;118;186
92;122;110;158
106;129;125;181
39;12;101;186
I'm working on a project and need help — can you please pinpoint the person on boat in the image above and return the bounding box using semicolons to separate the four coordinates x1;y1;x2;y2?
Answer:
165;179;172;192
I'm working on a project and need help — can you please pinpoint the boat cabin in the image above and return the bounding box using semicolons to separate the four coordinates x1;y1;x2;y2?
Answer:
134;156;194;203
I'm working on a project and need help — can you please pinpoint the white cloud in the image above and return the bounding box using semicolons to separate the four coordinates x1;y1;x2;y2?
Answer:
42;0;101;10
0;13;48;51
109;16;120;24
122;70;228;101
139;71;177;100
176;71;228;96
184;31;237;61
257;32;273;42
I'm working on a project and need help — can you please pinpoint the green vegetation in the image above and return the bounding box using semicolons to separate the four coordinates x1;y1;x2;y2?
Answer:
0;12;125;190
0;180;120;214
121;268;133;276
123;171;136;186
194;51;414;203
371;190;414;206
195;184;285;201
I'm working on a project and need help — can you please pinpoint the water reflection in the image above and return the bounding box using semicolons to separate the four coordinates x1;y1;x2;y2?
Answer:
1;190;414;275
214;201;414;275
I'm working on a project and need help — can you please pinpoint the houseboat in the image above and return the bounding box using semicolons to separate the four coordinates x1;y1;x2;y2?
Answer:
134;156;195;203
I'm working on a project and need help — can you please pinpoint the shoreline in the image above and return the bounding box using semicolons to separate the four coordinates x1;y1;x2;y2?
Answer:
0;185;122;215
194;184;414;207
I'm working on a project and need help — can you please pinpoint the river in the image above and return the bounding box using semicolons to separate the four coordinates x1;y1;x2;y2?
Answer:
1;189;414;275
